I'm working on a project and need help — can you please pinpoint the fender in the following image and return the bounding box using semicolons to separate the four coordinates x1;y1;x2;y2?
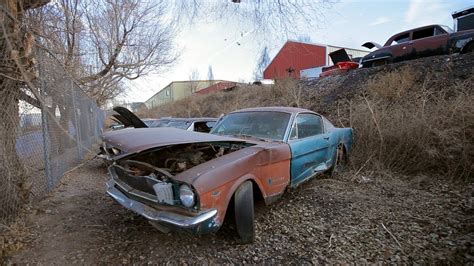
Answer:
214;174;267;225
460;39;474;53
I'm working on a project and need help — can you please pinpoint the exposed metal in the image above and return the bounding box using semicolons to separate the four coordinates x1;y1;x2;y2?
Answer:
107;179;218;231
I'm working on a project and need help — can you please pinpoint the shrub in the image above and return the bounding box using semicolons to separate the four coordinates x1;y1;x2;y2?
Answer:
148;60;473;179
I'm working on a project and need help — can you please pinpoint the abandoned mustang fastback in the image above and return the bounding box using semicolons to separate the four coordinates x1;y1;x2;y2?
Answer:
103;107;353;242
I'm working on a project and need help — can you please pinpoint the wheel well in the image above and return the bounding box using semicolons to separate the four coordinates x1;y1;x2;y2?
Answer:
250;179;264;203
223;179;264;225
341;143;348;160
461;40;474;54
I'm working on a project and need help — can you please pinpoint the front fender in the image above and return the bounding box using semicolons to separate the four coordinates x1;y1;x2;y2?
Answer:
199;174;266;226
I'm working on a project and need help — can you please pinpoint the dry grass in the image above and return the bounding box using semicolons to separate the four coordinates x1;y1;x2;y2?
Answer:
145;63;473;180
0;217;33;263
347;68;473;179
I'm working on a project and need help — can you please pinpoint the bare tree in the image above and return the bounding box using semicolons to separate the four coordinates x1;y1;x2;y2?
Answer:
174;0;336;37
0;0;50;222
28;0;179;106
189;69;200;93
297;35;312;43
254;46;270;81
207;65;214;82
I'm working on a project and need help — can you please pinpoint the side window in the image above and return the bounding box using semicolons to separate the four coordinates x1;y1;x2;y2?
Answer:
289;114;323;140
412;27;435;40
391;33;410;45
434;27;446;36
194;121;216;133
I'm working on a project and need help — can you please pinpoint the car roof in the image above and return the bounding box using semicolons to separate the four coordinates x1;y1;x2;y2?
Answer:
385;24;447;45
148;117;216;122
230;106;319;115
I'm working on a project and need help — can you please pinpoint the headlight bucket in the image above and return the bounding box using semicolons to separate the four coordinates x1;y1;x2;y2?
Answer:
179;184;195;207
111;147;121;155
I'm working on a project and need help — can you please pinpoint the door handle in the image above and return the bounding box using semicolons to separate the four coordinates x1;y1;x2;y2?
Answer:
323;136;330;140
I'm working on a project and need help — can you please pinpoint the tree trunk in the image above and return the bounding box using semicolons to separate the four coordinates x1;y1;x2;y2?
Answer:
0;0;49;223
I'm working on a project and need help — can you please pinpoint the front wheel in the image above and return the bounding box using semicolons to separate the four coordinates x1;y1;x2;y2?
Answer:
234;181;255;243
372;59;388;67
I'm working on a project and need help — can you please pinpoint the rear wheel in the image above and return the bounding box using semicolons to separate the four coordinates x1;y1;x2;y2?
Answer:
462;42;474;54
330;144;346;177
234;181;255;243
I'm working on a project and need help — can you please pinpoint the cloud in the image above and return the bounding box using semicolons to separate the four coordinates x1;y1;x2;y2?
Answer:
404;0;451;26
369;16;392;26
405;0;423;23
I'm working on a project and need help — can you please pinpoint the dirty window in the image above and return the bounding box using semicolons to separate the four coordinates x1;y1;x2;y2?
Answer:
145;119;169;128
391;33;410;45
194;121;215;133
290;114;323;140
412;27;435;40
167;120;191;130
211;111;290;141
440;25;453;33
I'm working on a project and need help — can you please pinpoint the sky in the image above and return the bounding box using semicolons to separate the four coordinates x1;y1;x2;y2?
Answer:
123;0;473;103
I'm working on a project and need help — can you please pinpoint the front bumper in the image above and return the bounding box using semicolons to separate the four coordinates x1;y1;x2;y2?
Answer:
106;179;219;234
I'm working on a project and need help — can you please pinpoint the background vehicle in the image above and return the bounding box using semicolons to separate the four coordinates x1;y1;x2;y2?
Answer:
99;107;216;159
110;107;217;133
361;24;474;67
319;49;360;78
103;107;353;243
453;6;474;32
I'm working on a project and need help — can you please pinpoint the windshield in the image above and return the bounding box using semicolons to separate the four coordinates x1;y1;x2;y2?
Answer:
167;120;191;129
211;111;290;141
143;119;162;127
440;25;453;33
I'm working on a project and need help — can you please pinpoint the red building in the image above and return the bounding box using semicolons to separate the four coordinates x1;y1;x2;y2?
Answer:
196;81;237;94
263;41;326;79
263;40;370;79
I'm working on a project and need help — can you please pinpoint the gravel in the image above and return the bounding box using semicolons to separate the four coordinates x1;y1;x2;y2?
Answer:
6;159;474;264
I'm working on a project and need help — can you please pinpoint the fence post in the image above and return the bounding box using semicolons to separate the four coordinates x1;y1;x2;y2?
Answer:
40;85;53;191
71;80;83;160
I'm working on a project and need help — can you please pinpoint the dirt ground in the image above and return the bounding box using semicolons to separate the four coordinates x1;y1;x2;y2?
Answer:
5;158;473;264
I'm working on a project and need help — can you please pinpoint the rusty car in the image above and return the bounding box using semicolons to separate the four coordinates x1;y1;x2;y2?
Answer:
361;24;474;67
103;107;353;243
100;107;217;160
320;48;360;78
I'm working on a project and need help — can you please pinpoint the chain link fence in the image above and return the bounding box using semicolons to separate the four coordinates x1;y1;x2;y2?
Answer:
0;47;106;226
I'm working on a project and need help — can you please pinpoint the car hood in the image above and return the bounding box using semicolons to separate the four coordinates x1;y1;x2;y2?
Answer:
113;106;148;128
102;127;249;157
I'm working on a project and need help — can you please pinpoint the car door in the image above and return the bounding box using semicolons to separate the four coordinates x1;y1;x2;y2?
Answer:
409;26;449;57
288;113;330;186
389;32;412;61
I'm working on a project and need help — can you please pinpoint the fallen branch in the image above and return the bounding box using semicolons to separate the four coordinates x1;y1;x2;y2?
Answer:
381;223;403;252
350;153;375;181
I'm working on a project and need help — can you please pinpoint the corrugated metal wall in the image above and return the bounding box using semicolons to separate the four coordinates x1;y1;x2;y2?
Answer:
263;41;326;79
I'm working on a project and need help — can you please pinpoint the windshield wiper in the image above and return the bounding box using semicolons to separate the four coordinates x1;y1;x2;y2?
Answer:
231;134;270;142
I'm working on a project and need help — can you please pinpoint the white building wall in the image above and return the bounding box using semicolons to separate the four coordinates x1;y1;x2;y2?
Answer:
326;45;370;65
300;67;323;79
